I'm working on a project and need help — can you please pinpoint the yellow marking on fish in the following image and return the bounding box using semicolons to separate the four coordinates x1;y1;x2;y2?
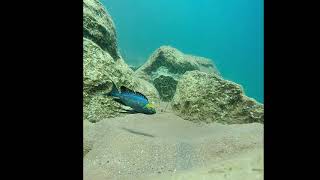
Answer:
145;103;154;108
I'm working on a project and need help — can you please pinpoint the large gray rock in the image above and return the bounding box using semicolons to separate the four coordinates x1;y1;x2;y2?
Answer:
83;0;119;59
135;46;220;101
172;71;264;124
83;0;159;123
129;64;141;71
83;38;137;122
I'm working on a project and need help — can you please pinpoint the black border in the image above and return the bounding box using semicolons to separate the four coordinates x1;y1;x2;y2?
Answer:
4;0;84;179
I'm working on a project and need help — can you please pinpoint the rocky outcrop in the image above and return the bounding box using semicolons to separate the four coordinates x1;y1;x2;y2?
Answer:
129;65;141;71
83;0;159;123
135;46;220;101
172;71;264;124
83;38;136;122
83;0;119;59
153;75;178;101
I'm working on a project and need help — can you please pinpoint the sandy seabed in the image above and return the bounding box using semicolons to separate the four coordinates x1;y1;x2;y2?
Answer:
84;106;263;180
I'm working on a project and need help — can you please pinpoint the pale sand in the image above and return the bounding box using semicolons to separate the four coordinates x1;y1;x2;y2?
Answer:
84;110;263;180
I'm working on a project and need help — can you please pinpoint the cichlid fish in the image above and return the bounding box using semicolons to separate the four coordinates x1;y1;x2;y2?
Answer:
105;82;156;114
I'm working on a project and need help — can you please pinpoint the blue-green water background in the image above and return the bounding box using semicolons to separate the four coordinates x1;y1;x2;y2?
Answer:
102;0;264;103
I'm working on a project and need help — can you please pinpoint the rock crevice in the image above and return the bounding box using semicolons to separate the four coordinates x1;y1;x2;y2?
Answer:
136;46;220;101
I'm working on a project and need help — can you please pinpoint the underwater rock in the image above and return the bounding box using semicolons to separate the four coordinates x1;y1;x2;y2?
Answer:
129;65;141;71
83;38;135;122
83;0;119;59
135;46;220;101
153;75;178;101
83;113;263;179
135;78;160;104
83;39;159;123
172;71;264;124
83;0;159;123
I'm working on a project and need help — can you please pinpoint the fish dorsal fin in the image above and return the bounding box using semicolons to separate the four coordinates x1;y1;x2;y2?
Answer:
135;91;149;101
120;86;149;101
120;86;135;94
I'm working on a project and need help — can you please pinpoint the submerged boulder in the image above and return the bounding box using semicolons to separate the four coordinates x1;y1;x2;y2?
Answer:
129;64;141;71
135;46;220;101
83;0;159;123
172;71;264;124
83;38;137;122
83;0;119;60
153;75;178;101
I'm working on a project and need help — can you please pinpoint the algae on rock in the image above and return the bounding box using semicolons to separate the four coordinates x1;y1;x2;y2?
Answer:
129;64;142;71
153;75;178;101
136;46;220;101
83;0;119;60
172;71;264;124
83;0;159;123
83;38;137;122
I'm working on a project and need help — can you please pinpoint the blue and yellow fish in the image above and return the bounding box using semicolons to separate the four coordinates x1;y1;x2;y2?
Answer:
105;82;156;114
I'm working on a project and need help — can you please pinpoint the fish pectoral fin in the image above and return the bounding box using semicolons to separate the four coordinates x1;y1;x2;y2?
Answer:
119;109;138;114
120;106;132;110
113;98;127;106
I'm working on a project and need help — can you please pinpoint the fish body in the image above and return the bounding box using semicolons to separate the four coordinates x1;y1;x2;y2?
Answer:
105;83;156;114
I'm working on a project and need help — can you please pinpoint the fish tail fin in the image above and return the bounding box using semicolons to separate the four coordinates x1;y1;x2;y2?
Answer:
104;82;119;97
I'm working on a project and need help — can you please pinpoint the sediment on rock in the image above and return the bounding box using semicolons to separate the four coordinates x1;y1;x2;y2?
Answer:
135;46;220;101
83;0;159;122
172;70;264;124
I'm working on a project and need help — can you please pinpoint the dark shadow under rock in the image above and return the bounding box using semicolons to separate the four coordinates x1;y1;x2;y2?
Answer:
153;75;178;101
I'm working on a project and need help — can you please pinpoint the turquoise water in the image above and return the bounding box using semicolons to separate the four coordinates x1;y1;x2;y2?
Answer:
102;0;264;103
